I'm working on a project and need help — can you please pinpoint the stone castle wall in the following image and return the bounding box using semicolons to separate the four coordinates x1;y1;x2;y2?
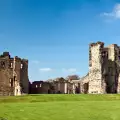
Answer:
0;52;29;96
1;41;120;95
74;42;120;94
88;42;104;94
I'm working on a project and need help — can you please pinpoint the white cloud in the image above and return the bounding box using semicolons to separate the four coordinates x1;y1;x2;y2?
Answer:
39;68;52;72
62;68;77;73
101;3;120;19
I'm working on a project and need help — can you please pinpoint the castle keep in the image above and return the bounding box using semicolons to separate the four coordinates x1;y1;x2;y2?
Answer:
0;52;29;96
79;42;120;94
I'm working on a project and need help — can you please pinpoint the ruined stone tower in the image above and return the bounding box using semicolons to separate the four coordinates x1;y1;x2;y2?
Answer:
88;42;104;94
88;42;120;94
0;52;29;96
77;41;120;94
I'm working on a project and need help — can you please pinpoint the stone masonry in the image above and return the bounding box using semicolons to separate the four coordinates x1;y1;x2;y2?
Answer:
30;77;76;94
73;41;120;94
0;52;29;96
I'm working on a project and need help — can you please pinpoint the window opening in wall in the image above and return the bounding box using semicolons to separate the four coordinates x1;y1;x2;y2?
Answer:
36;85;38;88
119;51;120;54
21;64;23;69
1;61;5;67
118;56;120;60
40;84;42;87
14;76;16;81
10;62;13;68
10;78;13;87
102;51;106;57
102;51;108;58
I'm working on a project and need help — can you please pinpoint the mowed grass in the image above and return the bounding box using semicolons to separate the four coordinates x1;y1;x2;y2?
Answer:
1;94;120;120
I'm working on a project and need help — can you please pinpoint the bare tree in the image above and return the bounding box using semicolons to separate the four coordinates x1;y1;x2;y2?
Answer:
66;75;80;80
55;77;66;82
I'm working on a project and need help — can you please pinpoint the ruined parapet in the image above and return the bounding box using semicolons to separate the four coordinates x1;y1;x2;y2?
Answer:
0;52;10;59
89;42;104;67
21;59;28;67
89;41;104;68
3;52;10;58
0;52;12;70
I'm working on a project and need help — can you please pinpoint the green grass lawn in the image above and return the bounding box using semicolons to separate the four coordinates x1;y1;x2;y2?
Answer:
1;94;120;120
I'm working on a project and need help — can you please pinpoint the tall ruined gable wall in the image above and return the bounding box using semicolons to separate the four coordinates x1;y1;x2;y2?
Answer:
88;42;104;94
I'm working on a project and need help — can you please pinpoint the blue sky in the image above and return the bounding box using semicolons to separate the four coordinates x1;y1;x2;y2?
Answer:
1;0;120;81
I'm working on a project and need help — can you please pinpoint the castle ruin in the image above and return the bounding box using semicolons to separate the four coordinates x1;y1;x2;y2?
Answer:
79;41;120;94
30;77;77;94
1;41;120;95
0;52;29;96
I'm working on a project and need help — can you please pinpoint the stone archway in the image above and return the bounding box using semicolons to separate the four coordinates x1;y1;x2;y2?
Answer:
83;82;89;94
